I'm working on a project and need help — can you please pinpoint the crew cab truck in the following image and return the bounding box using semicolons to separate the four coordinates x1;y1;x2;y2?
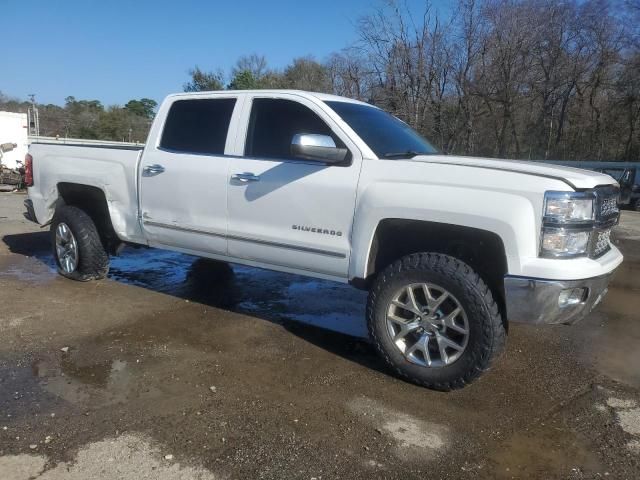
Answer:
24;90;623;390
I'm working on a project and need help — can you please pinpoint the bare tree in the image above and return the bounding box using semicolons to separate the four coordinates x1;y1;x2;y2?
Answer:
326;48;373;101
232;54;269;79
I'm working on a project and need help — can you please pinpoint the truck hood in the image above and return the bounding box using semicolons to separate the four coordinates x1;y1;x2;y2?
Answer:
414;155;617;190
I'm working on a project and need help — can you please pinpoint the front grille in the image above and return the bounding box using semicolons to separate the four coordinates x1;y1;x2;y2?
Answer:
592;229;612;257
600;197;618;217
595;186;620;224
589;186;619;258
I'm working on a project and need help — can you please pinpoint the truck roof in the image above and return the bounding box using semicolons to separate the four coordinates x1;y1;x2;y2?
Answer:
166;90;372;106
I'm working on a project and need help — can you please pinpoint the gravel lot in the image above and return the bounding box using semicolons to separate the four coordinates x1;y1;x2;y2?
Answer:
1;191;639;479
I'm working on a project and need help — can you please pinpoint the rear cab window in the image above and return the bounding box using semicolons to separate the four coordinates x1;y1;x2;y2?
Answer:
160;98;236;155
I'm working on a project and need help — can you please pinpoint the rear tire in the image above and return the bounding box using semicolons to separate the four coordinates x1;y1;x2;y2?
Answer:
367;252;505;391
51;205;109;281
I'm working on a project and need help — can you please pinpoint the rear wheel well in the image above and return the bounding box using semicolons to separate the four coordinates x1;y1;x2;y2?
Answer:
56;183;121;254
364;219;508;320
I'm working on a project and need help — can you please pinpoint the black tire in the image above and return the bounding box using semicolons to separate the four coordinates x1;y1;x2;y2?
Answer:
634;198;640;212
367;253;505;391
51;205;109;281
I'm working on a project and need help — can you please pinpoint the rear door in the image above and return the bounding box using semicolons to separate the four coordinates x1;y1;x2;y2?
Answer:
225;94;362;279
139;94;243;255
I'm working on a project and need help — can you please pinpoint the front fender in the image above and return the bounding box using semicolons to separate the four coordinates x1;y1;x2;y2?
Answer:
348;182;540;280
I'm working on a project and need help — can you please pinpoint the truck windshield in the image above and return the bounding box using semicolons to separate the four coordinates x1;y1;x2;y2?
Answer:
325;101;438;158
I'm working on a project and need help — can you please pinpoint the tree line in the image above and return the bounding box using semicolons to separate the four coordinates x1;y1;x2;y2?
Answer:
0;94;156;143
186;0;640;161
2;0;639;160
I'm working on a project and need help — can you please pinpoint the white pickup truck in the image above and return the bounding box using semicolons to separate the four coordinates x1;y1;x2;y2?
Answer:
24;90;623;390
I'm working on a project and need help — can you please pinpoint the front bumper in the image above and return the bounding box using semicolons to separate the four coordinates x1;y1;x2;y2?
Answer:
504;273;612;325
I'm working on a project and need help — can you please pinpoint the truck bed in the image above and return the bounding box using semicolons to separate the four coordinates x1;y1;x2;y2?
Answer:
27;142;146;244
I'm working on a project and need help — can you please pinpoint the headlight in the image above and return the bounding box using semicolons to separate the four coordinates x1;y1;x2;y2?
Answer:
540;228;590;257
540;188;619;259
543;192;594;224
540;191;596;258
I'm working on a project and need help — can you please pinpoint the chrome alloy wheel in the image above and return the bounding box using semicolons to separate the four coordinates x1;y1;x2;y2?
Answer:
55;222;78;274
386;283;470;367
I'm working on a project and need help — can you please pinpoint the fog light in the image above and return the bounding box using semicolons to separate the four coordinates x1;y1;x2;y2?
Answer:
558;288;587;307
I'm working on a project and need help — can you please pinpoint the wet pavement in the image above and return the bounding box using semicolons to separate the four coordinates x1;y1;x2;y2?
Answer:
1;191;639;479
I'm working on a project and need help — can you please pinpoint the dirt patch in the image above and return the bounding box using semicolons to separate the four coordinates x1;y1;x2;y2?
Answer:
348;396;448;461
487;429;602;479
1;434;218;480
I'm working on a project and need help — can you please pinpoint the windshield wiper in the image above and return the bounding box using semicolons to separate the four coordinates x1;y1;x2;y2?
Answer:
382;151;428;159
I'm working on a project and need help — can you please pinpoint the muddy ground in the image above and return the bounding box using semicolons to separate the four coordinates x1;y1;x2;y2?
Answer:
0;191;639;479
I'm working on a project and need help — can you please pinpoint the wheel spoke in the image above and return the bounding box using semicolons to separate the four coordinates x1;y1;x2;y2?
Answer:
406;286;422;312
422;284;434;302
406;333;431;366
430;291;449;311
442;307;468;334
391;299;420;316
392;320;421;342
60;224;70;241
387;313;411;326
436;332;464;352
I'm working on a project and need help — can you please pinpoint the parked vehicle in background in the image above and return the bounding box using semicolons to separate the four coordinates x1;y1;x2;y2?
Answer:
538;161;640;211
24;90;623;390
593;164;639;211
0;142;22;186
0;111;28;170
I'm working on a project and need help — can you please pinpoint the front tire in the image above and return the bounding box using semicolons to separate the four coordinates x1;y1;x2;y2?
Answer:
51;205;109;281
367;253;505;391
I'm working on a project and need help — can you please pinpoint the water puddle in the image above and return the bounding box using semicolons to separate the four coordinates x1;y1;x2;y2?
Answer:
0;256;56;284
576;290;640;389
30;354;136;407
487;428;602;478
9;245;368;338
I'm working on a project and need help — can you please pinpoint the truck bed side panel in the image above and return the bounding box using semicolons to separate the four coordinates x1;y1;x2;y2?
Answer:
27;144;146;244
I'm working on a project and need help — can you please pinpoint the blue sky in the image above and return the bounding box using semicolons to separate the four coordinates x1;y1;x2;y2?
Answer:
3;0;453;106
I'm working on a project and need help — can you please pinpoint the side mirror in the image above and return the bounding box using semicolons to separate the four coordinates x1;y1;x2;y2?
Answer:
291;134;348;164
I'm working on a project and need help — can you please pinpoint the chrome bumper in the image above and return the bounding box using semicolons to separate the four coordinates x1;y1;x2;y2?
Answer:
504;273;612;325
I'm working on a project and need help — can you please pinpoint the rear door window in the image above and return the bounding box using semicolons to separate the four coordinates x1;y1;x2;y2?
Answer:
160;98;236;155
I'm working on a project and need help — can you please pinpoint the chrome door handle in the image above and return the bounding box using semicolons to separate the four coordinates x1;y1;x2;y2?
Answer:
231;172;260;183
142;164;165;176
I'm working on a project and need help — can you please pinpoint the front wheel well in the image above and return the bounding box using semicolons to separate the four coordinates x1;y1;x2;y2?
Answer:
56;183;121;254
363;219;509;319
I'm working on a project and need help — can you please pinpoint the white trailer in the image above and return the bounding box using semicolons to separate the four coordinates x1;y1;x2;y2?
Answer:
0;111;29;169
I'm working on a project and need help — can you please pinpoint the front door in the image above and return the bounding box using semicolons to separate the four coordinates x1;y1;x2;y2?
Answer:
226;95;362;279
139;95;242;255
